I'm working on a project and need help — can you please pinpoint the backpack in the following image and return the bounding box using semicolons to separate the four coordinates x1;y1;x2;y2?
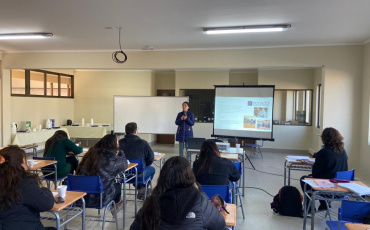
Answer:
270;186;303;217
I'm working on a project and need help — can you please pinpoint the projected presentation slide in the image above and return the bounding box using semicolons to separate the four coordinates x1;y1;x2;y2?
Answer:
213;86;274;139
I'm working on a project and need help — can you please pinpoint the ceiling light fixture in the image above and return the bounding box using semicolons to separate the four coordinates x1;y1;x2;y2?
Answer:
203;24;291;35
0;33;53;40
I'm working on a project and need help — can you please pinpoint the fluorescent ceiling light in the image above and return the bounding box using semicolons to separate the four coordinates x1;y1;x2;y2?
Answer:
203;24;291;34
0;33;53;40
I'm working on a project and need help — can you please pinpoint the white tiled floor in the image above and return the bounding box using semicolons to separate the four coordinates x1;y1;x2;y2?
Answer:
40;144;333;230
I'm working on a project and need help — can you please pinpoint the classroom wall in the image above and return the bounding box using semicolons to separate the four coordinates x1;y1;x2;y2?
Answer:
359;42;370;185
73;70;155;142
0;45;365;180
11;97;74;130
229;71;258;85
155;72;175;90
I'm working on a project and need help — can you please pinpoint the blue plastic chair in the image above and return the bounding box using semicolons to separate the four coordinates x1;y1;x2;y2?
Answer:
67;175;119;230
201;184;232;203
246;141;264;158
233;161;245;219
124;158;152;201
33;156;66;189
326;200;370;230
335;169;355;181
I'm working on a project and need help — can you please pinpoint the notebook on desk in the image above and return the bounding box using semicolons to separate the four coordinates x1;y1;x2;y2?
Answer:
337;183;370;196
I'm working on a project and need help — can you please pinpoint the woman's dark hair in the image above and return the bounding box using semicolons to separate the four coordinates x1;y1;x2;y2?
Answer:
44;130;69;155
182;101;189;107
321;127;344;154
76;134;118;175
0;146;39;210
140;156;198;230
196;139;221;175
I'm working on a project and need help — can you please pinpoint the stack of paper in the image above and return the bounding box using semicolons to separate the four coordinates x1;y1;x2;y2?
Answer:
314;179;335;188
286;156;315;162
337;183;370;196
154;152;161;156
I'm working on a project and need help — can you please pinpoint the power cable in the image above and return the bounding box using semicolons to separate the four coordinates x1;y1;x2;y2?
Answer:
246;167;299;181
112;27;127;64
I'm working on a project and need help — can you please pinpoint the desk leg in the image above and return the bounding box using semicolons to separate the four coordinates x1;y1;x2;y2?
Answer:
284;161;287;186
288;164;291;186
311;192;316;230
303;183;308;230
54;164;58;190
123;175;127;229
135;167;138;214
81;197;86;230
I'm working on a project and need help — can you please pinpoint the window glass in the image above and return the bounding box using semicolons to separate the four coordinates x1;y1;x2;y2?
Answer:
179;89;214;122
11;69;26;95
46;74;59;96
30;71;45;95
60;76;72;97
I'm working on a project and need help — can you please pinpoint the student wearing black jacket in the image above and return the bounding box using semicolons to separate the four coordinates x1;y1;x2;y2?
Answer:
0;146;55;230
193;140;240;185
300;127;348;210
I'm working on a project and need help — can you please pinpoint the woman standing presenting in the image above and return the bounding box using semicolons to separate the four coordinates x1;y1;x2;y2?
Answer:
175;101;195;157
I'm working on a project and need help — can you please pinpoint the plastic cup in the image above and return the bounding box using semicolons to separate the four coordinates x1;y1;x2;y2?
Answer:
27;160;34;168
57;185;67;198
236;144;241;151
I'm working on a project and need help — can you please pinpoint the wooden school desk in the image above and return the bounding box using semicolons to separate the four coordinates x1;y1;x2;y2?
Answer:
345;223;370;230
29;159;58;189
221;203;237;230
154;153;166;169
284;156;315;186
303;179;369;230
121;162;138;229
42;190;86;230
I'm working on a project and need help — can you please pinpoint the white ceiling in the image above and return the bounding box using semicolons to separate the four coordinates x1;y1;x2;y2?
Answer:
1;0;370;52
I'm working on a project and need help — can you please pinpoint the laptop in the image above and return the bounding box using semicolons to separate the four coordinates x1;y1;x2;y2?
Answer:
187;138;206;150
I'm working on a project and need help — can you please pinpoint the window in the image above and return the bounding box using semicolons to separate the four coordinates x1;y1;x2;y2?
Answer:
11;69;74;98
179;89;215;123
316;84;322;128
11;69;26;95
273;89;313;126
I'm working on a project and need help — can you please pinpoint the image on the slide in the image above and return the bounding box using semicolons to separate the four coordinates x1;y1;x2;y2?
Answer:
257;120;271;130
243;116;256;128
254;107;268;118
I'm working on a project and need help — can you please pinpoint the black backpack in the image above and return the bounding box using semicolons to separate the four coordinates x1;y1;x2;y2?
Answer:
270;186;303;217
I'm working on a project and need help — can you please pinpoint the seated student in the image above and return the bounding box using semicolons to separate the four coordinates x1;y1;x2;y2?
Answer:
118;122;155;196
130;156;225;230
300;127;348;210
76;134;128;209
0;146;55;230
193;140;240;185
43;130;82;178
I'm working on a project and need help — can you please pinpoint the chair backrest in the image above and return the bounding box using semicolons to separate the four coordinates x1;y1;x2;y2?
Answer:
127;158;146;173
187;138;206;150
201;185;232;203
33;156;56;170
341;200;370;222
335;169;355;181
233;161;242;176
67;175;103;194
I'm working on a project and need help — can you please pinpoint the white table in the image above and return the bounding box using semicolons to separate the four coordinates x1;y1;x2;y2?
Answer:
11;128;69;145
64;126;107;146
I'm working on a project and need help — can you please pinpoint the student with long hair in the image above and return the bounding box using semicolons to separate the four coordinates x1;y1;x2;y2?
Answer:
193;140;240;185
130;156;225;230
44;130;82;178
0;146;55;230
77;134;127;208
300;127;348;210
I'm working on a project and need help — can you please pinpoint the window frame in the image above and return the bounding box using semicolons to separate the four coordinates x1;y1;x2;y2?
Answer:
11;69;74;98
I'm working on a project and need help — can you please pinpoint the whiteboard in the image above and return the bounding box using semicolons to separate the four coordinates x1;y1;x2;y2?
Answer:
113;96;189;134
